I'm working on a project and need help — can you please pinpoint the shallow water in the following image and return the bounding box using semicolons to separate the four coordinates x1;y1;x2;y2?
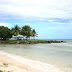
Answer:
0;40;72;72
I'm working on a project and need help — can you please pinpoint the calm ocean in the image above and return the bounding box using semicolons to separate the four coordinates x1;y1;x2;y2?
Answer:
0;39;72;72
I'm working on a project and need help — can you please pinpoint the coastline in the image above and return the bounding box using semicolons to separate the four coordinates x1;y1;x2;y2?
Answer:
0;51;62;72
0;40;64;44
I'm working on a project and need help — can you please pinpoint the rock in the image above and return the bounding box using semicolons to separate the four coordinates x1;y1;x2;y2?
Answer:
61;41;64;42
3;63;8;67
17;41;20;44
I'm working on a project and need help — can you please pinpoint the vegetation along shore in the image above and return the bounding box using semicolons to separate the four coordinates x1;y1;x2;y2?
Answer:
0;25;64;44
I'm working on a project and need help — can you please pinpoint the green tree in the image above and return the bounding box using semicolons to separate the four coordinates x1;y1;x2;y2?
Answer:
11;25;20;40
0;26;12;40
31;29;37;39
11;25;20;35
20;25;31;39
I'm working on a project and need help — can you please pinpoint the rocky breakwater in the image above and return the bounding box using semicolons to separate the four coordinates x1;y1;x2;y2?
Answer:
0;40;65;44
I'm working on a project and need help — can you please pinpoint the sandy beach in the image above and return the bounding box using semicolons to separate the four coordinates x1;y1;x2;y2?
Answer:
0;51;61;72
0;54;43;72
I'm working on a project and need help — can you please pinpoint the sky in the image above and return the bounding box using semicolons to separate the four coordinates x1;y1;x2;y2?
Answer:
0;0;72;39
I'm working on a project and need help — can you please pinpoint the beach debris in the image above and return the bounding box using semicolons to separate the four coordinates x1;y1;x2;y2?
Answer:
8;70;13;72
3;63;8;66
3;63;8;67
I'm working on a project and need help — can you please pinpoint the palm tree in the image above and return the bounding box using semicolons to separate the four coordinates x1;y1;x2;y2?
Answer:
20;25;31;39
11;25;20;40
31;29;37;39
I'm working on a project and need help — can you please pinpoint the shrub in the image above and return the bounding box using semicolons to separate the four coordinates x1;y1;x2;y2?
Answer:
0;70;3;72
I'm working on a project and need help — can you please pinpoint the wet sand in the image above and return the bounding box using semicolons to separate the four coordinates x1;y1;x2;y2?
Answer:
0;52;61;72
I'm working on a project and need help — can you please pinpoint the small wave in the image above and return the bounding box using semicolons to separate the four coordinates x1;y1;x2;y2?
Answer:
51;43;72;47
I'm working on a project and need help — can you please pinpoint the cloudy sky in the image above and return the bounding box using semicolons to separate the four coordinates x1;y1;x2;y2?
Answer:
0;0;72;39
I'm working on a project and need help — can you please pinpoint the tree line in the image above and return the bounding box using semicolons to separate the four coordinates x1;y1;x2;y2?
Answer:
0;25;37;40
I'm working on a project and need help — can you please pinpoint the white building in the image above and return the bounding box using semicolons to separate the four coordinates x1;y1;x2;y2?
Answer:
10;35;24;40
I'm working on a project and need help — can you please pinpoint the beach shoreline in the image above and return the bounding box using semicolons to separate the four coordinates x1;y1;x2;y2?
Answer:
0;53;42;72
0;51;61;72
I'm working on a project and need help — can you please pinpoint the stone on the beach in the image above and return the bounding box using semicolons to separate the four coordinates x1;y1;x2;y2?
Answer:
3;63;8;66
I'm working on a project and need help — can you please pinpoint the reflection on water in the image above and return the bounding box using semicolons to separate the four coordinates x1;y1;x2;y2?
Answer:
0;41;72;72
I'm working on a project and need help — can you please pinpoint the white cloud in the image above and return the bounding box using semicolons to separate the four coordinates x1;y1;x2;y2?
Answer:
24;23;32;26
0;23;11;27
0;0;72;19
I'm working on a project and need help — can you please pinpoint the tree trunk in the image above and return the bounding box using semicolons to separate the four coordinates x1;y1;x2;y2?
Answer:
2;38;6;40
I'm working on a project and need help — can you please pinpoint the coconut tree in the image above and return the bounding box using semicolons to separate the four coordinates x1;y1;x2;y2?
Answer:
20;25;31;39
31;29;37;39
11;25;20;40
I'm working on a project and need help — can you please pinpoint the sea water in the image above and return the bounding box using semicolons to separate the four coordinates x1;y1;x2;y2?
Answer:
0;39;72;72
